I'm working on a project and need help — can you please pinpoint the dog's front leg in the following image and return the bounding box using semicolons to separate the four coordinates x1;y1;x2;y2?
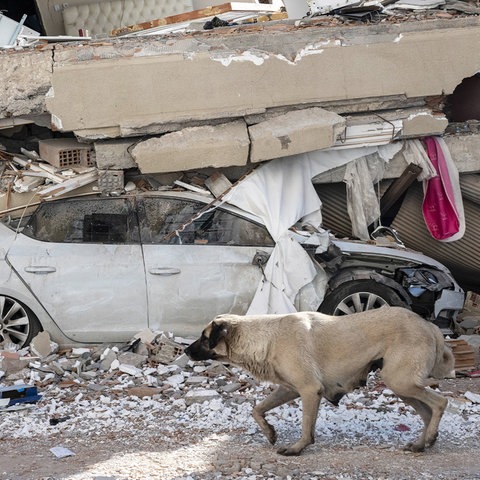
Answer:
277;385;322;456
252;385;299;445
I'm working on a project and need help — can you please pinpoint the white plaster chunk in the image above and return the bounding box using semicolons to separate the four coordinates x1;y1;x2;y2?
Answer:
249;108;346;163
131;121;249;174
212;50;268;67
118;364;143;376
402;112;448;137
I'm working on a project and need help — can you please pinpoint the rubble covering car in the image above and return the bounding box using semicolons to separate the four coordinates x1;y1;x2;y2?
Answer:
0;189;464;348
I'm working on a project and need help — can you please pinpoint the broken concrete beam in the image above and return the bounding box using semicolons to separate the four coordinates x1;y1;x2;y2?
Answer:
444;134;480;173
94;139;137;170
131;121;249;174
402;112;448;137
43;19;480;139
249;108;345;162
0;48;53;118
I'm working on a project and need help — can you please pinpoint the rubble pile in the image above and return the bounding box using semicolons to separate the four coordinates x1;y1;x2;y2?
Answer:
0;148;100;202
0;329;479;453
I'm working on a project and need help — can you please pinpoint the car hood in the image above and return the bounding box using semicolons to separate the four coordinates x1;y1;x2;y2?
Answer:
331;239;456;275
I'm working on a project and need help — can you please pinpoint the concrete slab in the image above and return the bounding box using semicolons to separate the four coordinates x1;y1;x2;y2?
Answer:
402;112;448;137
131;121;249;173
94;139;137;169
249;107;345;162
42;19;480;138
0;48;53;117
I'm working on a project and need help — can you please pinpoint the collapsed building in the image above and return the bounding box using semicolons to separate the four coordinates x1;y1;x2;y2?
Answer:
1;0;480;293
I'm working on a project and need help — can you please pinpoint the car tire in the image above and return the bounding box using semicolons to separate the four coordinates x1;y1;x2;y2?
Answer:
0;296;42;347
319;280;408;316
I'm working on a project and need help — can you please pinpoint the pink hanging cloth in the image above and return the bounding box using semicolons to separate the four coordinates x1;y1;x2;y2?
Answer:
422;137;461;241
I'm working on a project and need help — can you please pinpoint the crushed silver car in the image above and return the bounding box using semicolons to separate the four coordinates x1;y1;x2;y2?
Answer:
0;192;464;347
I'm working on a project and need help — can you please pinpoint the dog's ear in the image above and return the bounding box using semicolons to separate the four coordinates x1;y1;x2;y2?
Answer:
209;321;228;349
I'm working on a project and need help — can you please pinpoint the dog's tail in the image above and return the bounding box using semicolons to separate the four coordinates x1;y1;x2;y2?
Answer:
430;328;456;380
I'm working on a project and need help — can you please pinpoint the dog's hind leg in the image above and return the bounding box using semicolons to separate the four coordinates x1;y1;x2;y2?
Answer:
387;381;447;452
398;396;432;451
277;385;323;456
252;385;299;446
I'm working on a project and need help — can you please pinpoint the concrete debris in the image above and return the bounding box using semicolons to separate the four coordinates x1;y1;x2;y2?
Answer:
464;390;480;403
30;331;57;358
49;446;75;458
0;326;478;479
117;352;148;368
184;388;221;406
0;327;264;413
0;148;100;210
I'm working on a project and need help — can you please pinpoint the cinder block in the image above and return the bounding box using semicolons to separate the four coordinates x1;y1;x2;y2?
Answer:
98;170;124;192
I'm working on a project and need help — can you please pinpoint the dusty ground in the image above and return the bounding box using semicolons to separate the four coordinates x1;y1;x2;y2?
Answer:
0;377;478;480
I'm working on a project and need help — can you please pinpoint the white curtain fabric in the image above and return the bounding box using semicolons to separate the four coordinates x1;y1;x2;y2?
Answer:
223;145;400;315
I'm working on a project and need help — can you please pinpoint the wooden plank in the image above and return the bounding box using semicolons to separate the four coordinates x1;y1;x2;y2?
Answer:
111;2;280;36
379;163;423;217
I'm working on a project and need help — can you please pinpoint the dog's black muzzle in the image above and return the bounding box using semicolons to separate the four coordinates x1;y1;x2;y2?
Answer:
185;340;217;361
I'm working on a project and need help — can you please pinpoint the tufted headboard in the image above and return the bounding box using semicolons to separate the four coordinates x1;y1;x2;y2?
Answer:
62;0;194;36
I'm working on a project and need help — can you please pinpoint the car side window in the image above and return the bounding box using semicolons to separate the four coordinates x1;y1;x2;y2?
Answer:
140;197;274;246
22;198;138;244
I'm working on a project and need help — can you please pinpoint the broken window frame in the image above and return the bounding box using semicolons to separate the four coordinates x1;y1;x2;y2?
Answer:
137;195;275;247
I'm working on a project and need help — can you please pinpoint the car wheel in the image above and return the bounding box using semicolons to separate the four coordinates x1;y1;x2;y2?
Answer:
319;280;408;316
0;296;42;347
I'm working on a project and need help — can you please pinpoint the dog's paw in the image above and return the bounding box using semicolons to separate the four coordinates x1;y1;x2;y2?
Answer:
403;442;425;453
266;426;277;445
425;433;438;448
277;445;302;456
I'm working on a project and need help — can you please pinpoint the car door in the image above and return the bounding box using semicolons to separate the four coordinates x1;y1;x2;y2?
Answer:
6;197;148;343
138;195;274;336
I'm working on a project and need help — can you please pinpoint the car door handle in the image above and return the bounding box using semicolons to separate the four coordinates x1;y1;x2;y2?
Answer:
148;267;181;276
24;266;57;274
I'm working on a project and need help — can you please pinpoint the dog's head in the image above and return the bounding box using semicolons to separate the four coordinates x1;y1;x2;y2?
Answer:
185;319;230;361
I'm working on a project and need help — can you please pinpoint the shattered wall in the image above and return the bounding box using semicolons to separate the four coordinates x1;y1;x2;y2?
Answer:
1;17;480;174
0;47;53;118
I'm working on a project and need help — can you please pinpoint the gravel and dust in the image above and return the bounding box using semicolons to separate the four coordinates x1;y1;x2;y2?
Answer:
0;349;479;480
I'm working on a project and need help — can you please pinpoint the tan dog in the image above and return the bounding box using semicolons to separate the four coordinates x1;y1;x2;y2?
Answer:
185;307;455;456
